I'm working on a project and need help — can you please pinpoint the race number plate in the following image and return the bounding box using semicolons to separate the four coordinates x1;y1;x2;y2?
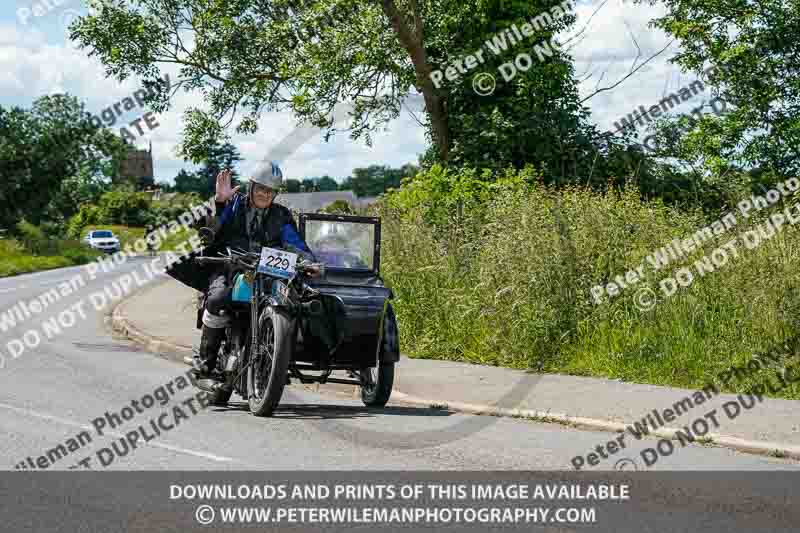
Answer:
258;247;298;279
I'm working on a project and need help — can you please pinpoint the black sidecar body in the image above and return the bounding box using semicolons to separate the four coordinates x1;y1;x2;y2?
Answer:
294;213;399;372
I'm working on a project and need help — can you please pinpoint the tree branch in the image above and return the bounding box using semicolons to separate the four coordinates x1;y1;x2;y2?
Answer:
580;39;676;103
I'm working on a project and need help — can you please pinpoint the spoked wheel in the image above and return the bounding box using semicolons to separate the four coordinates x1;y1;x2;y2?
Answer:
247;307;294;417
360;305;397;407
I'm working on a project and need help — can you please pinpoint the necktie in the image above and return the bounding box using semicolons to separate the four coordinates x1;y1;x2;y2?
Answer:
249;211;261;250
249;211;260;239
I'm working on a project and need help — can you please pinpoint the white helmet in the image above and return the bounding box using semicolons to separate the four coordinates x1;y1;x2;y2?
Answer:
250;160;283;189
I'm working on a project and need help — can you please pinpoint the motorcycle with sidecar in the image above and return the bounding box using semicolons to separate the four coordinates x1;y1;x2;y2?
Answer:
183;213;399;416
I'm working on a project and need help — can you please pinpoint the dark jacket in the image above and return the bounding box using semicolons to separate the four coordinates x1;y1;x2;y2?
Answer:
212;193;311;253
166;193;313;293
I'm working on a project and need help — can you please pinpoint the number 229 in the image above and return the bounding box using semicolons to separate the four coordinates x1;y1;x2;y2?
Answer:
265;255;290;269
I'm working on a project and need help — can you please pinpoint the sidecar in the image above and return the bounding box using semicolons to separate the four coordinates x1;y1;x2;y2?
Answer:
291;213;399;406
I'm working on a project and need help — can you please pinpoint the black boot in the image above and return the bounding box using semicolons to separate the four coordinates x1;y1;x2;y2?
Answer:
192;325;225;380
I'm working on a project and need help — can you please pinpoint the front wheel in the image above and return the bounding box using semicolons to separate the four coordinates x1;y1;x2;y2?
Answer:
360;305;398;407
247;307;294;417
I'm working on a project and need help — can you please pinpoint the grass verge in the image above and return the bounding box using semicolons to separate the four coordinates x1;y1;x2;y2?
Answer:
379;179;800;400
0;238;103;277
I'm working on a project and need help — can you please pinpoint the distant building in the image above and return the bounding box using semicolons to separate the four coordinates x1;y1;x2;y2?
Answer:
117;141;154;189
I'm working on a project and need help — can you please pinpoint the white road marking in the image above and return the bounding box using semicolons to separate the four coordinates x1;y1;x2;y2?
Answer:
0;401;235;464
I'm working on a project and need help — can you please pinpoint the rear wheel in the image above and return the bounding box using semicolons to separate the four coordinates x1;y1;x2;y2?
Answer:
360;305;398;407
247;307;294;417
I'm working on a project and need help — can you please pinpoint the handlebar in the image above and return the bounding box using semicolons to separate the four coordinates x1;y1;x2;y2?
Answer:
194;255;259;271
194;256;231;265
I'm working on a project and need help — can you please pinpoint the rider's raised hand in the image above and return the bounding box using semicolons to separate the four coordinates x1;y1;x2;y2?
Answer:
215;168;240;203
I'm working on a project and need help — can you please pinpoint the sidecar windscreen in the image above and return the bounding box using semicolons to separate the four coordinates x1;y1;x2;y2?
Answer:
299;214;381;274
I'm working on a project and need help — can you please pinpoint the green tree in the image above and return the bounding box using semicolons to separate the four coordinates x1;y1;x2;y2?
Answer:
97;190;152;226
0;94;126;229
170;142;241;196
69;0;586;166
284;179;302;192
644;0;800;178
317;175;339;191
173;169;206;195
155;180;176;193
348;163;417;196
194;142;242;197
338;177;353;191
46;167;113;225
418;0;599;180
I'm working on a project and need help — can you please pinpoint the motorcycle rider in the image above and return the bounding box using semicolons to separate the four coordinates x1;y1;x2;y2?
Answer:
190;161;319;381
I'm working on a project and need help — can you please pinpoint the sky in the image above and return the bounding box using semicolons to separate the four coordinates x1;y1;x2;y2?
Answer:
1;0;696;185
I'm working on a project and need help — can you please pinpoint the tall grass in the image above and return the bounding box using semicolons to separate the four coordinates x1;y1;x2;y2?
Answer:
379;180;800;399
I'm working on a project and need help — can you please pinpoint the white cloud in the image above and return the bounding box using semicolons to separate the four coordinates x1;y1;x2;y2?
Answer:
568;0;687;133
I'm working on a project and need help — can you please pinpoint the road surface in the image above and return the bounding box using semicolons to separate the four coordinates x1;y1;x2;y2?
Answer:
0;261;798;472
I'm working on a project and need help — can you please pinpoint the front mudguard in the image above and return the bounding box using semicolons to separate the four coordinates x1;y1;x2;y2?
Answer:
379;302;400;364
258;305;297;361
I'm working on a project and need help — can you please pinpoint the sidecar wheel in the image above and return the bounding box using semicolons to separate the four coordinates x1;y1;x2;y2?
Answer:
361;305;398;407
360;362;394;407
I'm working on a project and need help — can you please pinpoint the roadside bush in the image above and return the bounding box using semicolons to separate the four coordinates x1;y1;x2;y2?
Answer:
97;190;152;226
0;238;25;256
319;200;353;214
16;220;56;254
66;190;153;237
66;204;103;238
386;163;538;229
150;192;204;225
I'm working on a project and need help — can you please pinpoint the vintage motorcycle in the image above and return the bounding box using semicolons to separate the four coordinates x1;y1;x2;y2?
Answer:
190;213;399;417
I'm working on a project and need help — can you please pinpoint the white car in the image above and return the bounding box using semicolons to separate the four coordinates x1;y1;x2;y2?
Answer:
83;230;121;253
